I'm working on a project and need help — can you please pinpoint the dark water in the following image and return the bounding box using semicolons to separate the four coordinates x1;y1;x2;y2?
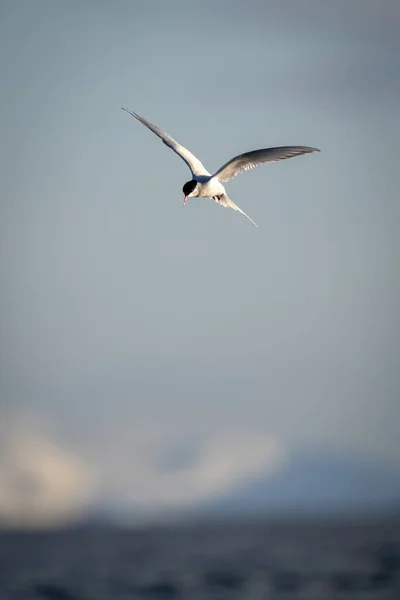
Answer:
1;515;400;599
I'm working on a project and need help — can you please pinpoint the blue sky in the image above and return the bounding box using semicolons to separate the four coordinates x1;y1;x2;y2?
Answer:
0;0;399;526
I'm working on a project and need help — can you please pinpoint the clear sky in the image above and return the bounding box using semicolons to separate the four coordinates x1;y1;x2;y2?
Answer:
0;0;399;526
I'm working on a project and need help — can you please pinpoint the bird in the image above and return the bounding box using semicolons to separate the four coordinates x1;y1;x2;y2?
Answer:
122;107;319;227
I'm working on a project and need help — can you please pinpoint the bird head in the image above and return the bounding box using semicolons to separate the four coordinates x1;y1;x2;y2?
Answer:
182;180;198;204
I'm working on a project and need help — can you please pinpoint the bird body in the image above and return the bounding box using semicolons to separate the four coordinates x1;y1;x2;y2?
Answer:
122;107;319;227
188;176;226;199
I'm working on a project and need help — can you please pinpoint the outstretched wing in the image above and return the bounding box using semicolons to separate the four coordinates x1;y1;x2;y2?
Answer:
122;108;210;177
214;146;320;183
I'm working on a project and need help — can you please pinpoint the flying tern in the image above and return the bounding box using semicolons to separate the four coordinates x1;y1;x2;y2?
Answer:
122;107;320;227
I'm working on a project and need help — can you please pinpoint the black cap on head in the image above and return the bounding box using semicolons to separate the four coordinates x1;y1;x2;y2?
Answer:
182;180;197;196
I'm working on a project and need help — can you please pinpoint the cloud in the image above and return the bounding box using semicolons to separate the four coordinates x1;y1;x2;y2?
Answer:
0;415;96;528
93;424;286;514
0;413;286;526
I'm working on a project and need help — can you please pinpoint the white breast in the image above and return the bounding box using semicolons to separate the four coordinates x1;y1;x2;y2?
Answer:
197;177;226;198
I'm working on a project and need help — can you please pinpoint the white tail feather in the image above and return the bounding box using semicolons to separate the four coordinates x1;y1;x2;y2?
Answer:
216;194;258;228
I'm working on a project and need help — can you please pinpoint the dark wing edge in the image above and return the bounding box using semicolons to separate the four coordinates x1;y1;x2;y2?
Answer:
214;146;320;182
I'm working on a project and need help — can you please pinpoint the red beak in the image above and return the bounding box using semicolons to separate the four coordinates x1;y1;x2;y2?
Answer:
183;195;188;205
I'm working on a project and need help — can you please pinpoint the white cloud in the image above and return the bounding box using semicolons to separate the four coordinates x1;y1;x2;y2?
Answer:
94;424;286;512
0;415;96;528
0;413;287;526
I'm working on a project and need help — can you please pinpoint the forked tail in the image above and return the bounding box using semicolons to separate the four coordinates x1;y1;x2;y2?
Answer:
216;194;258;228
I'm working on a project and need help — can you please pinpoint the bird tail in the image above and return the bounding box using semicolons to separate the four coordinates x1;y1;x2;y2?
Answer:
216;194;258;228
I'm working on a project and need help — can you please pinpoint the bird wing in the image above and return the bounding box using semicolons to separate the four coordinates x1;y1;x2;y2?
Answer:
122;108;210;177
216;194;258;228
213;146;320;183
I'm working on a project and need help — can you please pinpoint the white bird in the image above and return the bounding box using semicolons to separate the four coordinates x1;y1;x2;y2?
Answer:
122;107;320;227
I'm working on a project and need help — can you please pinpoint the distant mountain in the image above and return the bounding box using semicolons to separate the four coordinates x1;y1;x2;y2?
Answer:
191;448;400;517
